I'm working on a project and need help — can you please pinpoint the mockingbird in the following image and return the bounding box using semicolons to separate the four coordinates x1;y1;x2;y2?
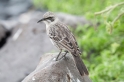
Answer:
37;12;89;76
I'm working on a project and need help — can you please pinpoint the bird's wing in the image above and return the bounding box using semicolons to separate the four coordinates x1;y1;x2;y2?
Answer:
49;22;81;56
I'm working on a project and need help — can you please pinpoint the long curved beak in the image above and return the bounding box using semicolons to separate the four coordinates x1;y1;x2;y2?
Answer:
37;18;46;23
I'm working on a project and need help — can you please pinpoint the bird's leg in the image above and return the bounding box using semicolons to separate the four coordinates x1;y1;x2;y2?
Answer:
56;49;62;61
63;51;68;58
59;51;68;60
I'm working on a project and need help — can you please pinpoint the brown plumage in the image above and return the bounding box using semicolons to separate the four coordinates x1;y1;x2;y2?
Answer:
38;12;89;76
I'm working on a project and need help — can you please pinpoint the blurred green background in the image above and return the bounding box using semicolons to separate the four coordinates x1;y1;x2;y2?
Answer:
33;0;124;82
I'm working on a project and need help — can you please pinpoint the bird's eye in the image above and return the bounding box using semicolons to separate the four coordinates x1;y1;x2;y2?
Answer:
49;17;54;22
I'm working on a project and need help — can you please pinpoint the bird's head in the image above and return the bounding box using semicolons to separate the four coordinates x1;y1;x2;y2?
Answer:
37;12;57;25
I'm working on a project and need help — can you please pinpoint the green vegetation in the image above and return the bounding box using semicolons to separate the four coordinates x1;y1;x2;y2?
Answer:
95;2;124;34
75;25;124;82
33;0;124;82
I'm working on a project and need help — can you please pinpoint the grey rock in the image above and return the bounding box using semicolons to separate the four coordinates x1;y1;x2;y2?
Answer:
22;53;92;82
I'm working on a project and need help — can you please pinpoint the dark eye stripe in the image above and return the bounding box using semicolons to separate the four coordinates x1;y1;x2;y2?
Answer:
48;17;54;22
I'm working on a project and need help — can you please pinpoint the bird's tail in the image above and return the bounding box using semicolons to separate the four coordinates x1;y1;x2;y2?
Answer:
72;53;89;76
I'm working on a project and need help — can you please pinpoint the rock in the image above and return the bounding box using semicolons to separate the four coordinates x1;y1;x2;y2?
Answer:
22;53;92;82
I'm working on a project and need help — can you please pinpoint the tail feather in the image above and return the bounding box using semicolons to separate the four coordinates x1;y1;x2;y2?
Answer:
72;54;89;76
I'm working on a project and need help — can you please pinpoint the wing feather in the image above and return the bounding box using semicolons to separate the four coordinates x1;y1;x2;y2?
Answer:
49;22;81;56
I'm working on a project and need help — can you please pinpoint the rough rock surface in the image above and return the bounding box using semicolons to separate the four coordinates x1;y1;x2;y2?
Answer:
0;11;91;82
22;53;92;82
